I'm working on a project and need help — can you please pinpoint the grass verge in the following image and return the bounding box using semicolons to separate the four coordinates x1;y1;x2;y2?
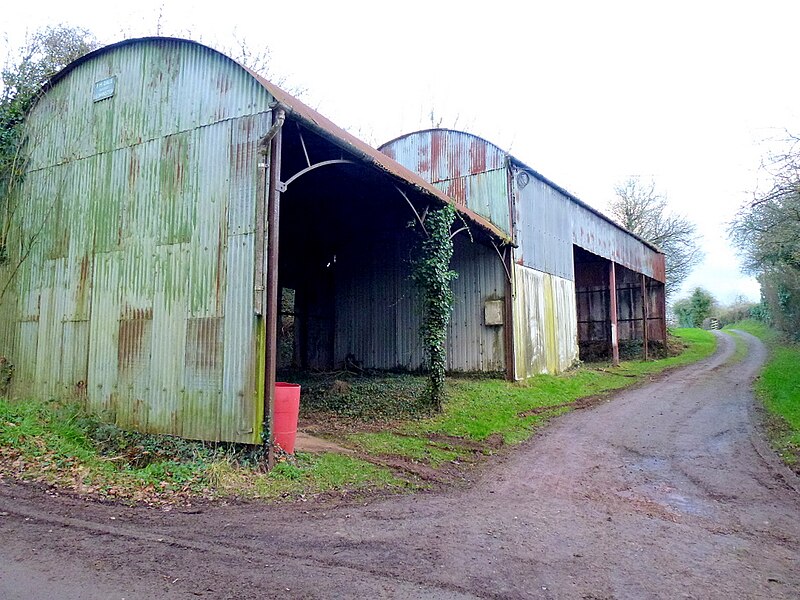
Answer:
409;328;716;445
727;320;800;468
0;398;407;505
0;328;716;504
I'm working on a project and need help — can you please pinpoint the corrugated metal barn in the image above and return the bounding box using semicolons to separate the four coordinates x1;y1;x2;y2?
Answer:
0;38;666;445
379;129;668;379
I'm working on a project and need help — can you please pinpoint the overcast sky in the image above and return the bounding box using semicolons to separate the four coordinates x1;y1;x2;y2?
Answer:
5;0;799;304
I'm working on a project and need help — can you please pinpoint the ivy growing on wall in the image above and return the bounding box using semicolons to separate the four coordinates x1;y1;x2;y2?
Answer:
411;203;458;410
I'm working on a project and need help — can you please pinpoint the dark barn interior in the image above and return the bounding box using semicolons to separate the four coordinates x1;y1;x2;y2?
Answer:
573;245;667;361
276;120;424;373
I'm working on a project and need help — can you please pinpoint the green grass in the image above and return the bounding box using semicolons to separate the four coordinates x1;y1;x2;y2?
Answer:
0;398;405;503
0;328;717;503
209;452;409;500
728;320;800;465
346;432;463;466
411;328;716;445
725;330;749;363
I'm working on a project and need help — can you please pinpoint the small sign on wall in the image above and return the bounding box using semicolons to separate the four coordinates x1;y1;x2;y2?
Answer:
484;299;504;326
93;76;116;102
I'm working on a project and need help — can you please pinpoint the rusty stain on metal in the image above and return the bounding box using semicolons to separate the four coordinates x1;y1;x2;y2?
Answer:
117;315;151;372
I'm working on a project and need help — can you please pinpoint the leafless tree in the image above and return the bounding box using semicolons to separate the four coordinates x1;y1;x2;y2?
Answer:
609;177;703;297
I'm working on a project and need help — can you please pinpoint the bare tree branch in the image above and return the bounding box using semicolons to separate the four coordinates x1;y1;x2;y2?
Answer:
609;177;703;297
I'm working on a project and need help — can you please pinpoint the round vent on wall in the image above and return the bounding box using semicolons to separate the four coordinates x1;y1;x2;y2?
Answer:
516;171;530;189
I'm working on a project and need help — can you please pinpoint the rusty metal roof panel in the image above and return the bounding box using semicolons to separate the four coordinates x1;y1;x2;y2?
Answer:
380;130;512;235
380;129;507;184
221;231;260;442
508;159;664;258
379;128;665;281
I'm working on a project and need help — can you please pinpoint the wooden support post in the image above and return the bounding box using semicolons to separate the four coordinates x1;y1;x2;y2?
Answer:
641;274;649;361
609;261;619;367
658;282;668;348
503;249;516;381
265;116;284;468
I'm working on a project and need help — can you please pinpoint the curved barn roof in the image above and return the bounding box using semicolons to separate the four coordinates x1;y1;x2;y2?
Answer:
380;128;662;255
41;37;510;243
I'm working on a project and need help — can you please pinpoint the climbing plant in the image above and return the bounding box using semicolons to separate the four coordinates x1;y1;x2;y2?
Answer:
411;203;458;410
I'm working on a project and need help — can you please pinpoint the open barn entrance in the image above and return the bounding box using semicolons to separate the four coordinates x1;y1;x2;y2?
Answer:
274;121;424;375
573;245;667;362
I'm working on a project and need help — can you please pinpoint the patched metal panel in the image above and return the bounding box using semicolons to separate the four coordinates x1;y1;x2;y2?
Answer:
183;316;224;440
0;38;272;444
513;265;578;379
56;281;91;393
552;275;579;369
380;130;511;235
229;112;271;236
16;322;39;387
146;244;188;435
116;309;153;431
87;251;120;420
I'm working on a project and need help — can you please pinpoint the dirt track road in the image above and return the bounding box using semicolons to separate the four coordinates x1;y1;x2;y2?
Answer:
1;331;798;599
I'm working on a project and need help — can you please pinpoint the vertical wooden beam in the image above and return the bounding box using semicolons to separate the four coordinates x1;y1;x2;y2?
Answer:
265;117;284;468
641;274;649;361
503;249;516;381
609;261;619;366
658;282;668;347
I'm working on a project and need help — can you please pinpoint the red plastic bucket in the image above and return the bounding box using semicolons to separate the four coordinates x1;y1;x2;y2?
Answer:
274;382;301;454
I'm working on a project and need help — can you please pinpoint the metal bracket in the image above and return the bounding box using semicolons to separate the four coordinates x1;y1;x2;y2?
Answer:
276;181;287;193
281;159;356;190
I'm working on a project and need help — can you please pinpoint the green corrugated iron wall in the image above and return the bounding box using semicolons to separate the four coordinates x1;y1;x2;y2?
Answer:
0;38;274;443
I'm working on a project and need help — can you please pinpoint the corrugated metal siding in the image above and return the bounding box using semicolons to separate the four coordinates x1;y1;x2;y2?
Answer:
0;39;273;444
514;168;664;281
334;234;423;370
380;130;511;234
27;39;268;172
514;175;575;280
380;129;506;184
447;235;506;372
432;169;510;232
513;265;578;379
333;233;506;372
